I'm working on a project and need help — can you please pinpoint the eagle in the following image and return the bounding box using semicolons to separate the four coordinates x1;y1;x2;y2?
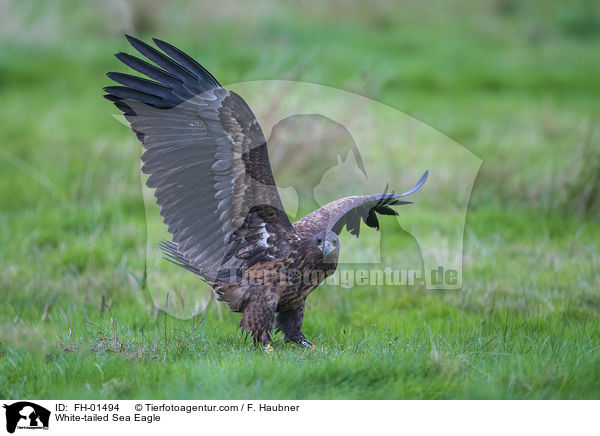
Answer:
105;35;428;350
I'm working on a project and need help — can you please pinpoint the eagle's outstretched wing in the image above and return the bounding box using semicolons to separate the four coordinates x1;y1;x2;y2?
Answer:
104;35;293;280
293;171;428;237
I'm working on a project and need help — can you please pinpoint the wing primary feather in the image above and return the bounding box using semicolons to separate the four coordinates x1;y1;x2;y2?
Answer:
396;170;429;197
102;86;168;107
152;38;222;90
114;52;182;89
125;34;199;83
106;73;180;104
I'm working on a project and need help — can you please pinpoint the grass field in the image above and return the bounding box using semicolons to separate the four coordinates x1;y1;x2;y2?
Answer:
1;0;599;399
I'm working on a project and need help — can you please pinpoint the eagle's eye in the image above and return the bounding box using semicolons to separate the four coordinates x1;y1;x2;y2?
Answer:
316;237;322;245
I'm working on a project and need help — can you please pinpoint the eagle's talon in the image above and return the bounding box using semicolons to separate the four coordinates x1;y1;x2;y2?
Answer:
264;343;274;354
300;338;316;348
286;337;316;349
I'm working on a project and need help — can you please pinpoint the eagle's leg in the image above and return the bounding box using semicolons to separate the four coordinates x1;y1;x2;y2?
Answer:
275;303;315;347
239;291;278;347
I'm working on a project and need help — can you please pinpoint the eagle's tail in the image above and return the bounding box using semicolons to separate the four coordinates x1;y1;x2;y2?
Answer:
158;240;206;278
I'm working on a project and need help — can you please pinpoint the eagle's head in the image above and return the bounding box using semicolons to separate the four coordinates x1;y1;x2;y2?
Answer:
315;230;340;263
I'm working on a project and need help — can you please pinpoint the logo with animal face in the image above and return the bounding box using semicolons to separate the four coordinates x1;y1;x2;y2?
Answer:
107;36;481;322
2;402;50;434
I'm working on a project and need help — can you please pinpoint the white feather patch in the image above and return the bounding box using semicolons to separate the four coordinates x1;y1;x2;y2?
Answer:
257;223;270;248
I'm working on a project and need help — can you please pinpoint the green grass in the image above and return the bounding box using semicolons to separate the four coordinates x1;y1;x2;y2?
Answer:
3;206;599;399
1;0;599;399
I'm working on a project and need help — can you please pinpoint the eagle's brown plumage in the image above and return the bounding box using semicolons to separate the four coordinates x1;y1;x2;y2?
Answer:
105;36;428;347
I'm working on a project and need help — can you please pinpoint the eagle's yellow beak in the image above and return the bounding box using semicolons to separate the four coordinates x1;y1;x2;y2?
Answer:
320;240;333;257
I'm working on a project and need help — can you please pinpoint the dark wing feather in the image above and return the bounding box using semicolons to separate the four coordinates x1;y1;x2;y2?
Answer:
294;171;428;237
105;36;293;280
